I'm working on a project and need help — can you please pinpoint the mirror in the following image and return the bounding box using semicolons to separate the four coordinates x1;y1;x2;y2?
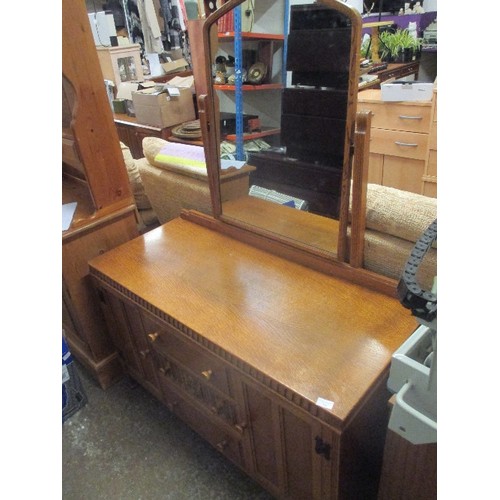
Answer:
199;0;362;262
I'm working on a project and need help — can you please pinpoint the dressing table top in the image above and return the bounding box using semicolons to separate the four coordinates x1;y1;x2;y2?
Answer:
89;217;417;425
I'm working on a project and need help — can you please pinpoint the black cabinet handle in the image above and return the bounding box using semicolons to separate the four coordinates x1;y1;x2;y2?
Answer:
315;436;331;461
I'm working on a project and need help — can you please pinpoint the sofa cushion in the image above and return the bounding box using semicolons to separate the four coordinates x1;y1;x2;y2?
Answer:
137;158;212;224
363;229;436;289
364;184;436;244
143;137;208;180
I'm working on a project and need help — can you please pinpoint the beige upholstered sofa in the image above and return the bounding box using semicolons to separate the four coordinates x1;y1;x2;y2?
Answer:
123;137;436;288
358;183;436;289
120;141;158;231
135;137;254;225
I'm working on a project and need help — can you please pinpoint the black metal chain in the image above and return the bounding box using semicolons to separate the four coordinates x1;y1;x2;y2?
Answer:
396;219;437;322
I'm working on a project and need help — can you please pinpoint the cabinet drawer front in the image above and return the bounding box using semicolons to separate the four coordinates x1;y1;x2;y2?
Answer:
147;323;231;396
154;349;240;427
357;102;431;132
370;128;428;160
159;380;244;468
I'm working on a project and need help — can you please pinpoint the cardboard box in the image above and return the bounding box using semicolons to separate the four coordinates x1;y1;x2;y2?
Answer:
116;81;155;100
381;81;434;102
161;58;189;75
132;87;196;128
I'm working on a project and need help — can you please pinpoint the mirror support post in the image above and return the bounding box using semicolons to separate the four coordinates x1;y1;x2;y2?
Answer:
334;0;362;262
349;110;372;268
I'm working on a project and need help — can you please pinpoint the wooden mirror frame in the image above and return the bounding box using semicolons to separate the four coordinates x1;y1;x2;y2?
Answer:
182;0;397;296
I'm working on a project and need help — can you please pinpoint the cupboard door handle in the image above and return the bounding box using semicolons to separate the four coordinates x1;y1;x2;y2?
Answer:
148;332;159;342
394;141;418;147
201;369;213;380
139;349;150;358
314;436;331;461
399;115;423;120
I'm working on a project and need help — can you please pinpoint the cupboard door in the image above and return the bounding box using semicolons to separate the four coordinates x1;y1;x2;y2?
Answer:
280;405;318;499
96;288;143;380
240;376;334;499
95;288;161;397
280;405;336;499
243;383;282;495
122;306;161;396
381;157;425;194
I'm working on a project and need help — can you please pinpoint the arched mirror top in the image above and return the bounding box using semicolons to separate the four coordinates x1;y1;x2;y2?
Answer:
195;0;363;266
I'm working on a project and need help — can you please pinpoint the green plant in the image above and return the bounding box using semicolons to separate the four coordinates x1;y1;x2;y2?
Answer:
379;28;423;61
361;37;372;59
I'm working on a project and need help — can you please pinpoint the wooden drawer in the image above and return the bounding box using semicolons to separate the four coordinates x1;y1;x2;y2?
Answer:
159;377;244;469
357;101;431;133
370;128;429;160
154;348;241;428
147;322;232;397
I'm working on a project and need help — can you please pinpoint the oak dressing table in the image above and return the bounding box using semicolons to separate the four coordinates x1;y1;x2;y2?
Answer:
89;217;416;498
89;1;419;497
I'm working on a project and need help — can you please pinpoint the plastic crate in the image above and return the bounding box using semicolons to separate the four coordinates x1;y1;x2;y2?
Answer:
62;336;87;423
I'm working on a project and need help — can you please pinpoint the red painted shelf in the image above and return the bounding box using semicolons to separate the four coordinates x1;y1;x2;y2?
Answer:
214;83;283;91
224;128;280;141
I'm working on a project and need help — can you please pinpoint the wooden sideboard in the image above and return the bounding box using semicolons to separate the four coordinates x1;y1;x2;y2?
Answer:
89;216;417;499
357;87;437;196
372;61;420;86
114;112;204;159
114;114;172;159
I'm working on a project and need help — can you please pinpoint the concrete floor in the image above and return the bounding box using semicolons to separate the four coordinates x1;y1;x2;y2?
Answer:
62;361;275;499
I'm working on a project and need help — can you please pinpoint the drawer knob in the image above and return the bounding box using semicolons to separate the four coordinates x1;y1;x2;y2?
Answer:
148;332;159;342
216;440;227;452
159;364;171;375
167;401;178;412
235;422;248;434
201;369;213;381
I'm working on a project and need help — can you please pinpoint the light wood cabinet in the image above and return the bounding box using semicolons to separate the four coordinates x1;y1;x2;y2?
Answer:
423;87;438;197
357;88;437;196
62;0;140;388
89;217;417;499
96;44;144;88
